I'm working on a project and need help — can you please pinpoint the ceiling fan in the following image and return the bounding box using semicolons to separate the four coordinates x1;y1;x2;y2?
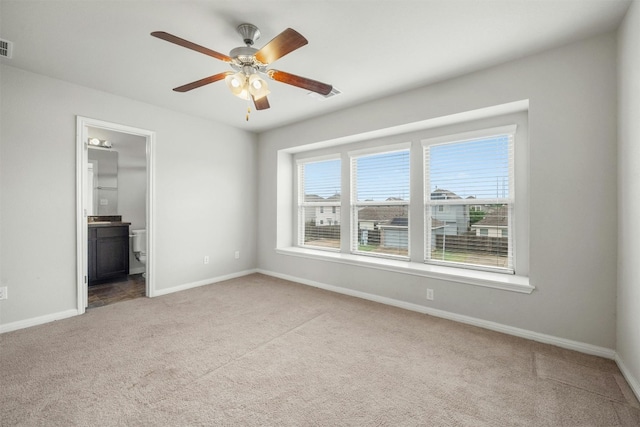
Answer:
151;23;333;117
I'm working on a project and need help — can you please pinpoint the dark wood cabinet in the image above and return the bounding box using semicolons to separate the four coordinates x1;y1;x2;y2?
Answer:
88;225;129;285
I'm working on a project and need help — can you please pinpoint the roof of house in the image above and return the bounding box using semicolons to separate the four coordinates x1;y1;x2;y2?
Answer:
472;205;509;227
390;217;408;226
430;189;462;200
358;206;408;222
431;218;446;228
304;194;324;202
304;194;340;203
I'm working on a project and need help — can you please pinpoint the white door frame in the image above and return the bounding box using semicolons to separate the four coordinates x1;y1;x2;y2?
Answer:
75;116;156;314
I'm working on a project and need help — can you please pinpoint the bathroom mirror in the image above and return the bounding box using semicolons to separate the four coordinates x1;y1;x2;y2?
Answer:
88;148;118;215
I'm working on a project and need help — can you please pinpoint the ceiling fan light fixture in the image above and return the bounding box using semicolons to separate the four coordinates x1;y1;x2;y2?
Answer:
248;74;270;100
225;71;249;99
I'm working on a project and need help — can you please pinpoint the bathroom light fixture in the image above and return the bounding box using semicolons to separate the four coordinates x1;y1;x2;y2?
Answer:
88;138;112;149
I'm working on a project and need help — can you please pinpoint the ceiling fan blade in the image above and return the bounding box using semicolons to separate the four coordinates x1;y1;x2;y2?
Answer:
267;70;332;95
254;28;308;65
252;95;270;110
173;72;232;92
151;31;232;63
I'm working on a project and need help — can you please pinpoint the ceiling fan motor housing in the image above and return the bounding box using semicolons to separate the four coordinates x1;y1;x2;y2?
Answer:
229;46;265;73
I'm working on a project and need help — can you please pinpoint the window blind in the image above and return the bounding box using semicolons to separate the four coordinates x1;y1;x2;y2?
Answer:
424;127;515;273
298;158;341;250
351;148;410;259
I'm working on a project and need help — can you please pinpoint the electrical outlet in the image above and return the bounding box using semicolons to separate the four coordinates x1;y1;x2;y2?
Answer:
0;286;7;300
426;289;434;301
203;256;210;265
234;251;240;260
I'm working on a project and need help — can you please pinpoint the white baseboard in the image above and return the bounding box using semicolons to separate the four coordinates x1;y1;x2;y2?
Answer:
615;354;640;403
1;270;258;333
257;269;616;360
129;267;145;275
0;309;79;334
153;269;258;297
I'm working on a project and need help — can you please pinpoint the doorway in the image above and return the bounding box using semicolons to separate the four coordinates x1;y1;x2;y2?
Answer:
76;117;155;314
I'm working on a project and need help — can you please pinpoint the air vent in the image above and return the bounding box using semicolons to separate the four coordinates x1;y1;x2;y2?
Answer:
308;87;342;101
0;39;13;59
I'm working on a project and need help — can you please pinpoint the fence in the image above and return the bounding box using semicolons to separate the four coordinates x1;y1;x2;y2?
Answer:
304;224;341;242
304;225;507;256
434;234;508;256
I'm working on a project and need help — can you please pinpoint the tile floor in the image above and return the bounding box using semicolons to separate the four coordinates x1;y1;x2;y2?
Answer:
87;274;145;309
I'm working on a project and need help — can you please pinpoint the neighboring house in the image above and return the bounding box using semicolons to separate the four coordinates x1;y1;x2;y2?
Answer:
471;205;509;237
304;194;341;226
357;205;408;246
466;195;483;212
378;217;408;249
430;188;469;235
357;205;402;230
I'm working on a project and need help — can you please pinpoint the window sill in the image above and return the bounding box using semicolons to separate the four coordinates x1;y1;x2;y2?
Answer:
276;247;534;294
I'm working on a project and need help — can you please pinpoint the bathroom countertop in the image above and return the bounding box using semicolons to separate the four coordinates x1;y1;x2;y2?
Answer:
88;222;131;227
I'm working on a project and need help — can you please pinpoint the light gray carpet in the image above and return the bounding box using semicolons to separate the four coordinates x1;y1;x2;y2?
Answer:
1;274;639;426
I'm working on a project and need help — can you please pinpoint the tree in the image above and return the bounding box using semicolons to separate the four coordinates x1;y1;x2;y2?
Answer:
469;210;485;225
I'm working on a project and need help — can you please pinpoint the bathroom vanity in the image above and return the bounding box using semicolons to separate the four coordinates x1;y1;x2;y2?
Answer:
88;217;131;285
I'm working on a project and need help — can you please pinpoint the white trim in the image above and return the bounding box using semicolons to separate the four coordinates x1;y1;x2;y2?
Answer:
0;270;258;333
276;246;533;293
76;117;156;306
615;354;640;402
347;141;412;158
301;201;341;206
257;269;612;359
75;119;87;312
0;309;79;334
294;152;341;163
282;100;529;154
353;200;410;207
421;124;517;148
153;269;258;297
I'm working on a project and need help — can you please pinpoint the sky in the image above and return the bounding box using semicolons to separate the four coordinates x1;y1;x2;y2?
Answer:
428;135;510;199
302;135;510;202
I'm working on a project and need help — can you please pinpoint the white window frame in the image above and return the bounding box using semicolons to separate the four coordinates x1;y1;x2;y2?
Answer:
280;103;531;294
296;154;342;252
349;143;411;261
423;125;516;274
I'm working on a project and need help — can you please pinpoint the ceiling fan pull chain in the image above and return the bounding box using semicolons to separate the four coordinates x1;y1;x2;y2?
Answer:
246;98;251;121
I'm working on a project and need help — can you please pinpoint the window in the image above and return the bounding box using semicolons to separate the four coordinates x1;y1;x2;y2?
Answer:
424;125;515;273
297;157;341;250
350;146;410;259
282;107;529;291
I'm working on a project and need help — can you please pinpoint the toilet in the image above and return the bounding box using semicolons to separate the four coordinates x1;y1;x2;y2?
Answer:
131;229;147;271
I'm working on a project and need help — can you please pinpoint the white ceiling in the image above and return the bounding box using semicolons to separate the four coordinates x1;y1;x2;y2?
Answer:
0;0;631;133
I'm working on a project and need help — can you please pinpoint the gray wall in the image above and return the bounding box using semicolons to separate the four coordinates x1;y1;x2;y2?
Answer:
617;0;640;398
0;65;258;325
257;33;618;350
